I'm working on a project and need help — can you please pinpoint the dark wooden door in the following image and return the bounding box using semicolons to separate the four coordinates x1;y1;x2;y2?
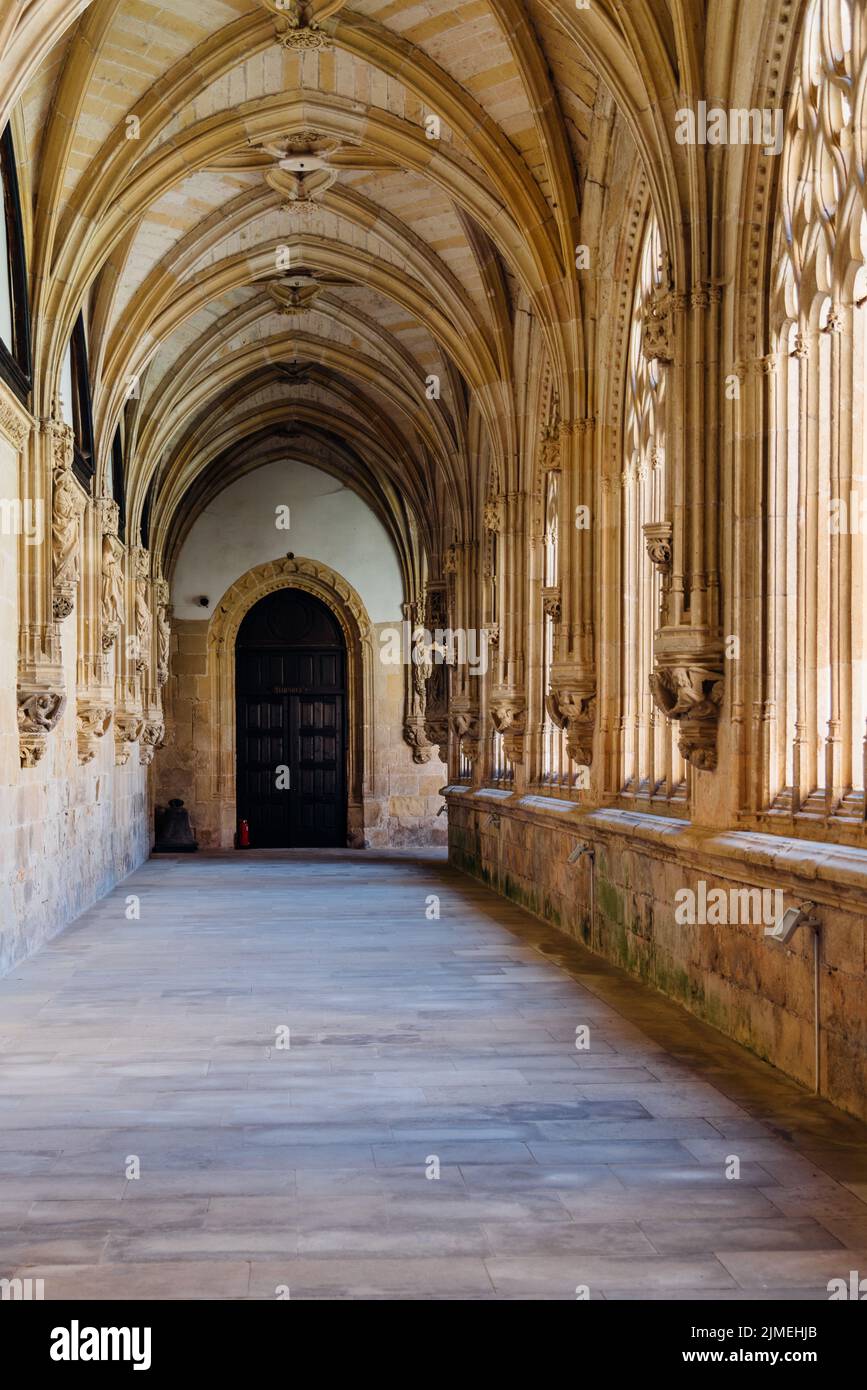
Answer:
236;591;346;848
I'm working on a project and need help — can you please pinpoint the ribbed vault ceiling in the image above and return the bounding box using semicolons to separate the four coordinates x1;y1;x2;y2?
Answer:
2;0;728;584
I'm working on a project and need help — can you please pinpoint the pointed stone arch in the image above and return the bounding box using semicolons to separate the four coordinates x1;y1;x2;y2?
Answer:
204;556;375;848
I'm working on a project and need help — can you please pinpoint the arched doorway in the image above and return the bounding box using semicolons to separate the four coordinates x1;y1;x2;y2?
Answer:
235;588;347;847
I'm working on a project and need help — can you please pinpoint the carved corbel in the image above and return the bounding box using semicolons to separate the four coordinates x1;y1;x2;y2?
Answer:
403;719;434;764
643;521;672;576
77;702;113;765
491;694;526;767
549;682;596;768
18;687;66;768
114;711;144;767
139;719;165;766
649;645;725;772
450;703;482;766
541;586;561;623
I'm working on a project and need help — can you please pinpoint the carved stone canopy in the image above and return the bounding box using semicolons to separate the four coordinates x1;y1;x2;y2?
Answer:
97;496;120;538
483;497;504;533
539;422;562;471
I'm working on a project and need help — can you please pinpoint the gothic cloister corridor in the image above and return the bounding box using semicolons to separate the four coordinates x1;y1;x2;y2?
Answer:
1;849;865;1302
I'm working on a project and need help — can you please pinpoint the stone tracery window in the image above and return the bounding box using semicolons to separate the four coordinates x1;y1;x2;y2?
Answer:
620;215;685;801
768;0;867;820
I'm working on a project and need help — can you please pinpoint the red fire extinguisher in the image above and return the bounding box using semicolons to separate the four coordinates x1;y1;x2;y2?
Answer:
238;819;250;849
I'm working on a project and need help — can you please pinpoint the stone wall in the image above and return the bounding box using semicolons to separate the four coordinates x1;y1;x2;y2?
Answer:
155;613;447;849
447;790;867;1122
0;430;150;977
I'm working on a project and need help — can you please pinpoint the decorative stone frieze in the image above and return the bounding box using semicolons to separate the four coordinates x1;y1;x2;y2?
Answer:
0;392;33;451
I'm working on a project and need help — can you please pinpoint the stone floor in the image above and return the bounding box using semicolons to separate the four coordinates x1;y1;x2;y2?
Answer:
1;848;866;1300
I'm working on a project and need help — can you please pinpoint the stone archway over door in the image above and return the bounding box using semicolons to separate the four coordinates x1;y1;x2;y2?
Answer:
235;587;347;848
204;557;374;848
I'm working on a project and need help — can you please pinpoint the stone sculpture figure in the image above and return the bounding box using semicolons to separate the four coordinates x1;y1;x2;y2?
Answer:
157;604;170;685
52;460;83;618
135;576;152;672
101;533;125;648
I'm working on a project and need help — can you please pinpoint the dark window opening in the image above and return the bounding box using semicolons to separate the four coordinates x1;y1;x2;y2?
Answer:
0;124;32;402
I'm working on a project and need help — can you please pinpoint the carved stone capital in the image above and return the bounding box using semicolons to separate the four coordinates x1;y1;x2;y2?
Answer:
77;702;113;765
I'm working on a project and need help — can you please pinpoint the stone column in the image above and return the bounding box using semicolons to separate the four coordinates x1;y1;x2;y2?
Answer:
646;276;725;772
550;417;597;778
